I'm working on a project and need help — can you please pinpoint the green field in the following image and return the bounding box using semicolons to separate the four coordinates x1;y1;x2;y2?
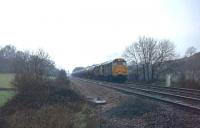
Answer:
0;91;16;106
0;73;15;88
0;73;16;106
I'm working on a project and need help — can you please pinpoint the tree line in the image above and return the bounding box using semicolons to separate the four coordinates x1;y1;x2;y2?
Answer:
123;36;198;82
0;45;59;76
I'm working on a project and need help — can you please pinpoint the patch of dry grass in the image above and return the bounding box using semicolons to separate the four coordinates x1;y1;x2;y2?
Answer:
0;79;96;128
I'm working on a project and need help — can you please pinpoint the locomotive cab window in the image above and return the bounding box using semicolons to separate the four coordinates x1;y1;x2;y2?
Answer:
112;61;127;66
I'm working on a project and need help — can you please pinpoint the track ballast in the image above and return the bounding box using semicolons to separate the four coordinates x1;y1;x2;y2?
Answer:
72;77;200;112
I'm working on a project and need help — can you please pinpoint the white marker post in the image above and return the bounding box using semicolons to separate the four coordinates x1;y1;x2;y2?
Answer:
166;74;171;87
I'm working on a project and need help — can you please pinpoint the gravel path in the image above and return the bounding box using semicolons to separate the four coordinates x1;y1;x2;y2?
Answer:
71;78;200;128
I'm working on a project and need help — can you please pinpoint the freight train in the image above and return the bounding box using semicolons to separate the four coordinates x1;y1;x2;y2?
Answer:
72;58;128;82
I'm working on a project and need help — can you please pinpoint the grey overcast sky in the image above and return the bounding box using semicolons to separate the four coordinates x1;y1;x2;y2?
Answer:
0;0;200;72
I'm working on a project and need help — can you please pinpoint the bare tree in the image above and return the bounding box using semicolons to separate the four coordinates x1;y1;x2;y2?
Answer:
153;40;176;79
185;46;197;57
56;69;70;87
30;49;55;78
0;45;17;72
123;36;176;81
13;49;56;89
136;36;157;81
0;45;16;58
123;43;139;80
124;36;158;81
157;40;175;62
185;51;200;82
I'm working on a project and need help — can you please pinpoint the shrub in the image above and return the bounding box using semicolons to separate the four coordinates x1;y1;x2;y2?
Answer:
0;82;83;116
55;69;70;88
0;48;96;128
4;104;96;128
0;78;95;128
7;105;75;128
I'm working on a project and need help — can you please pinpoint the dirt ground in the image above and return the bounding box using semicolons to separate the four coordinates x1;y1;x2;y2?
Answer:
71;78;200;128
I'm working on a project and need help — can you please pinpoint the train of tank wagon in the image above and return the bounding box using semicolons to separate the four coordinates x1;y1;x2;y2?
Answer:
72;58;128;82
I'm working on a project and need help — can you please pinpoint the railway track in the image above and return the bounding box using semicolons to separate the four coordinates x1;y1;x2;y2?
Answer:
72;77;200;112
127;82;200;98
121;83;200;100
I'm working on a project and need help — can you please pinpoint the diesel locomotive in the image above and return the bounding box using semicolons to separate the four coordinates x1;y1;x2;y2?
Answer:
72;58;128;82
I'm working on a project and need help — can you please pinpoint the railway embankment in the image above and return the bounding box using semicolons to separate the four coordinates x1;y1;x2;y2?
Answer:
71;77;200;128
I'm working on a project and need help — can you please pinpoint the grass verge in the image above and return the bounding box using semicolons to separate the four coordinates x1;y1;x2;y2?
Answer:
0;91;15;107
0;73;15;88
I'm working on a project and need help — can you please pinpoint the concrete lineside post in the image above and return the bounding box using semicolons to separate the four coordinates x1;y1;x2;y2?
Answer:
166;74;171;87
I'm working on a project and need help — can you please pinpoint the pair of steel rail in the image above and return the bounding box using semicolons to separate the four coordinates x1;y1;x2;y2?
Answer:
73;77;200;112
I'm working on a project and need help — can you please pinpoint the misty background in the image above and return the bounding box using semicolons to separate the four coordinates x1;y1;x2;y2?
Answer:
0;0;199;71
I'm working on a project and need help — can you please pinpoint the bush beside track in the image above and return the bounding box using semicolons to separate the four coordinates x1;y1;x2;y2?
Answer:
0;73;96;128
0;47;97;128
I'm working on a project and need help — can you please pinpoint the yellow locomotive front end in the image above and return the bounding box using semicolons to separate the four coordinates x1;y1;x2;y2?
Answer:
112;58;128;82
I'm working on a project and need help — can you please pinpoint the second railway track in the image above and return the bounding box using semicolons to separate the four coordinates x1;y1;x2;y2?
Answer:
127;82;200;98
